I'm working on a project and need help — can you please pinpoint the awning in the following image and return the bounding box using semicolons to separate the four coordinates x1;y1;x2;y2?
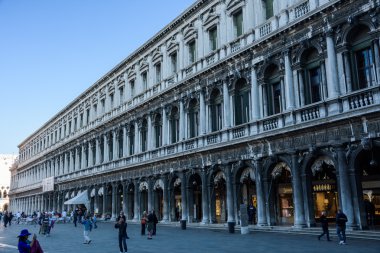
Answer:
98;187;104;196
64;190;89;208
90;188;95;197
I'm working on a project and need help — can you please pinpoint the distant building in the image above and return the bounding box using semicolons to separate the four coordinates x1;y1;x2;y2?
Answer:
0;154;17;211
9;0;380;230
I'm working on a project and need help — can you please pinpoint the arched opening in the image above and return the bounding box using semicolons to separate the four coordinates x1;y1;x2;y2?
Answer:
234;78;250;125
300;47;323;104
127;183;135;220
140;182;148;215
264;64;282;116
153;180;164;221
116;184;123;214
188;173;202;222
212;171;227;224
237;167;257;224
169;176;182;221
355;144;380;227
347;24;375;90
188;98;199;138
311;157;339;220
209;88;223;132
154;114;162;148
269;162;293;225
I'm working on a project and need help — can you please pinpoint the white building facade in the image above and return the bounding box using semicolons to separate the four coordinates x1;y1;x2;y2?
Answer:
1;154;17;211
9;0;380;230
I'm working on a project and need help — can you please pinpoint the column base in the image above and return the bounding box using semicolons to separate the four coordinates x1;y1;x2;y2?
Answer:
228;221;235;233
240;226;249;234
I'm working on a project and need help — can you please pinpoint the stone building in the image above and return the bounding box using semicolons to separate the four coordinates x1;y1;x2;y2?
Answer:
9;0;380;230
0;154;17;211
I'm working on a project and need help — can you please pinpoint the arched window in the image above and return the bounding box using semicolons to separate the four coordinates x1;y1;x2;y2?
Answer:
141;119;148;152
209;88;223;132
154;114;162;148
3;190;7;199
170;106;180;144
348;25;376;90
264;65;282;116
301;48;322;104
234;78;250;125
188;98;199;138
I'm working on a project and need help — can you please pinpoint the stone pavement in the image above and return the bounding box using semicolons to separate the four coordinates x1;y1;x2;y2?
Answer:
0;221;379;253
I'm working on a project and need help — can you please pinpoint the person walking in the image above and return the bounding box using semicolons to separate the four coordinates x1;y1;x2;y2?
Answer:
115;217;128;253
3;211;8;227
81;216;92;244
141;211;147;235
336;209;348;245
318;211;331;241
73;209;78;227
147;210;154;239
152;210;158;236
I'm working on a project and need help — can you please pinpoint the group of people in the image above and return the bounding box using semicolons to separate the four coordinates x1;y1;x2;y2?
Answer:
0;211;14;227
318;209;348;245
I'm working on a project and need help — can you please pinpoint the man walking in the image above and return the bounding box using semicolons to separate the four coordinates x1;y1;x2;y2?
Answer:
318;211;331;241
336;209;348;245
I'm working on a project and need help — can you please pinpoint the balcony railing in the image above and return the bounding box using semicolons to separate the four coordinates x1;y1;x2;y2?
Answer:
293;0;310;19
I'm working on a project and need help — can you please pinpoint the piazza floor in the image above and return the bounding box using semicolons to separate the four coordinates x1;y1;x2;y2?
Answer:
0;221;379;253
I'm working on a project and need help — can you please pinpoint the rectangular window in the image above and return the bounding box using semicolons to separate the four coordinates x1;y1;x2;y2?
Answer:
64;125;67;136
209;27;218;51
110;94;114;109
233;10;243;37
171;53;177;74
307;67;322;104
188;40;196;64
59;128;62;140
68;121;72;134
74;118;77;131
100;99;105;113
355;47;375;90
80;113;83;128
119;87;124;104
93;104;97;118
86;109;90;124
264;0;274;19
142;72;148;90
130;80;135;97
155;63;161;83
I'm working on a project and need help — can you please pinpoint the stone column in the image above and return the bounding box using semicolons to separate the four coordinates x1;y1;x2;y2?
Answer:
148;113;153;150
223;80;231;128
148;178;153;212
133;179;139;220
122;181;128;218
336;145;355;228
225;164;235;231
254;159;267;226
88;141;94;167
291;152;306;227
162;176;169;222
201;168;209;223
123;125;128;157
284;49;295;110
64;152;68;174
104;134;109;162
81;143;86;169
200;90;206;135
102;184;107;218
342;51;352;92
113;129;118;160
180;171;188;223
69;150;74;172
111;183;117;220
325;30;340;98
96;137;101;164
162;107;168;146
179;98;185;140
94;186;99;214
75;147;80;171
134;121;139;153
251;66;260;120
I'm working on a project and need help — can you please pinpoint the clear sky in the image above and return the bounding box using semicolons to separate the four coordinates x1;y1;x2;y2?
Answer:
0;0;195;155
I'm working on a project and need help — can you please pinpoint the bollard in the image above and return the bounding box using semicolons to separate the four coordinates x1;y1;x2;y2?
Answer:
228;221;235;233
180;219;187;230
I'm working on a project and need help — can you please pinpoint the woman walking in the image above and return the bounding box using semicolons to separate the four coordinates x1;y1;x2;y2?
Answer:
141;211;147;235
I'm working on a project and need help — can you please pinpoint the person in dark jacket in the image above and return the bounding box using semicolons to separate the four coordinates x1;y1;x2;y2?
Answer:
115;217;128;253
318;211;331;241
116;211;129;239
152;210;158;236
336;209;348;245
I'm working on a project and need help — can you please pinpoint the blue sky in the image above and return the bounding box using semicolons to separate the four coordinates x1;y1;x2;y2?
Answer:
0;0;195;154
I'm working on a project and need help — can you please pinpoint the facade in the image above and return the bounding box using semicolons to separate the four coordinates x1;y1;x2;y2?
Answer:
0;154;17;211
9;0;380;230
